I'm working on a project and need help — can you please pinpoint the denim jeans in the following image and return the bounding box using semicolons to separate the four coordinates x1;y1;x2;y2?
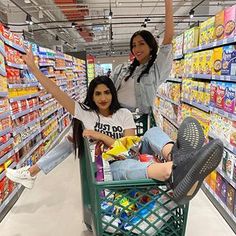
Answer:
37;136;74;174
110;126;172;180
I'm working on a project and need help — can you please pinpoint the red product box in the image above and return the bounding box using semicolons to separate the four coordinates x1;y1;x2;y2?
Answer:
216;82;225;109
20;100;28;111
0;177;8;203
11;101;20;114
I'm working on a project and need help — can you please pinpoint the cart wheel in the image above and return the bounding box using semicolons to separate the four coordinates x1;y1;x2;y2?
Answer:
85;223;93;232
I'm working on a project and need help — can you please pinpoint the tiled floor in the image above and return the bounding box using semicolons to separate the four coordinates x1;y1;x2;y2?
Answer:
0;154;235;236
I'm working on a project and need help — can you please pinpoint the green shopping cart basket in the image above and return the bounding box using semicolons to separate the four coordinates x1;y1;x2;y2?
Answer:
79;115;189;236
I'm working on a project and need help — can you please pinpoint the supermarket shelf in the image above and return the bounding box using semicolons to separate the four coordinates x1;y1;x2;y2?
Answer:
45;123;71;152
40;93;52;101
173;54;184;60
38;54;55;60
209;132;236;155
45;74;56;78
11;105;41;120
0;111;10;120
8;82;39;88
209;106;236;121
9;92;40;102
41;115;58;131
156;93;180;106
0;67;6;76
3;37;25;53
0;185;24;222
39;62;55;67
184;73;236;82
160;111;179;128
167;77;182;83
0;138;13;152
216;167;236;190
43;127;59;143
14;129;41;153
16;139;44;168
202;182;236;234
54;67;66;70
13;117;41;136
40;107;58;120
58;112;69;123
0;150;15;165
56;76;67;80
0;43;6;57
183;74;212;80
181;98;210;112
0;127;12;137
6;61;27;70
40;100;57;111
0;91;8;97
185;35;236;54
0;170;5;181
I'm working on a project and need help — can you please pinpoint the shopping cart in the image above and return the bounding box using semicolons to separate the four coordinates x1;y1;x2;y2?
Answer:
79;114;189;236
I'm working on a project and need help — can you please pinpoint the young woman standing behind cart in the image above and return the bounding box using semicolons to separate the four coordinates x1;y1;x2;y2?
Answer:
112;0;174;113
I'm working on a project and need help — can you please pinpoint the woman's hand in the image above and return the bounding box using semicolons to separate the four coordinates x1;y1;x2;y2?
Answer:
83;129;103;141
22;45;37;71
83;129;115;147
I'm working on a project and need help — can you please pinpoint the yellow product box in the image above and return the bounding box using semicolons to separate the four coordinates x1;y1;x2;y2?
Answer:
204;83;211;106
198;51;206;74
184;27;199;52
192;53;199;74
206;16;215;43
212;47;223;75
209;170;217;191
199;21;207;45
204;49;213;74
214;10;225;40
0;76;7;92
197;81;205;104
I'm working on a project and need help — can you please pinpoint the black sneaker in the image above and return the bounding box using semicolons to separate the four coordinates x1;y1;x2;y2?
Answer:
172;117;205;159
172;139;223;205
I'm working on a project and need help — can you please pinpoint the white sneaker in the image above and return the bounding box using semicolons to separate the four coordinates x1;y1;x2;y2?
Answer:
6;166;36;189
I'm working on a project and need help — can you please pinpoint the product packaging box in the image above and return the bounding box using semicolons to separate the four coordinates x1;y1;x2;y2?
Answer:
215;172;223;197
205;50;213;74
212;47;223;75
220;178;227;204
216;82;225;109
209;170;217;191
226;150;235;179
198;51;206;74
224;82;236;113
210;81;218;107
227;183;235;212
184;27;199;52
224;5;236;38
192;53;200;74
206;16;216;43
214;10;225;40
199;21;207;45
221;45;236;76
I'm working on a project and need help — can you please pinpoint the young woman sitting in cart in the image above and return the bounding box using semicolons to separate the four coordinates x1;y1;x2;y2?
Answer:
6;47;223;205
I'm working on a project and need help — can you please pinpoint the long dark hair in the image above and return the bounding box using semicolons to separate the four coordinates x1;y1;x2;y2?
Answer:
73;76;121;158
125;30;158;83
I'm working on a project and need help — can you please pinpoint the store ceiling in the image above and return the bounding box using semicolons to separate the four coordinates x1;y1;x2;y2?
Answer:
0;0;235;57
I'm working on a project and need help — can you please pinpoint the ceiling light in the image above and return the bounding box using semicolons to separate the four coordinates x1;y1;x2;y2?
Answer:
26;14;33;25
24;0;31;3
189;9;195;19
71;22;76;28
108;11;113;20
145;17;150;22
141;22;147;28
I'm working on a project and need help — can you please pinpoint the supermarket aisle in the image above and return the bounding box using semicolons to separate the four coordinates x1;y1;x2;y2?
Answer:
0;154;235;236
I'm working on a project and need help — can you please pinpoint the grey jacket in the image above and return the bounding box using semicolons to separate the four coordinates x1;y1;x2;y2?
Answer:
111;44;172;114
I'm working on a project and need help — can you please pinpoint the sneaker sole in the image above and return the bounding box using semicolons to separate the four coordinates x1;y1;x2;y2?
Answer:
177;117;205;152
173;139;223;205
6;171;34;189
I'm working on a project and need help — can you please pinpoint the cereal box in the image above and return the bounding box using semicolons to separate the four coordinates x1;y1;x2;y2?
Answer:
205;49;213;74
198;51;206;74
184;27;199;52
215;172;223;197
224;5;236;38
192;53;199;74
199;20;207;45
212;47;223;75
216;81;225;109
224;82;236;113
206;16;215;43
214;10;225;40
225;150;235;179
227;183;235;213
221;45;236;76
210;81;217;106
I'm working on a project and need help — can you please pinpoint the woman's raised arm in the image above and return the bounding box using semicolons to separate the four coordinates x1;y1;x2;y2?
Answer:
162;0;174;45
22;46;75;115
